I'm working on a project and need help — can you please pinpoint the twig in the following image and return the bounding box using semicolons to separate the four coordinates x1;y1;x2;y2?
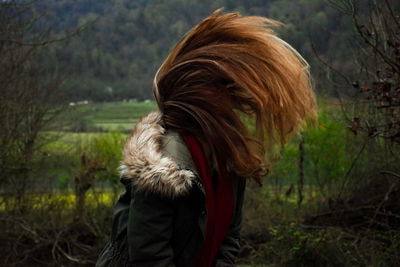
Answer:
367;182;395;229
55;244;85;264
380;170;400;179
338;135;372;198
384;0;400;29
351;4;400;71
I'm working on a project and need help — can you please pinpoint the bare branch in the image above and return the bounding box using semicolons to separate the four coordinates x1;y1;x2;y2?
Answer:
380;170;400;179
351;4;400;72
384;0;400;29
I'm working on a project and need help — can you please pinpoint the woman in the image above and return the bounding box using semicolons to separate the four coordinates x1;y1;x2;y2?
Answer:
96;10;316;267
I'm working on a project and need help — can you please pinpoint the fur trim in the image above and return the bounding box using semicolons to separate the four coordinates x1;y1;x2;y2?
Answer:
119;112;196;198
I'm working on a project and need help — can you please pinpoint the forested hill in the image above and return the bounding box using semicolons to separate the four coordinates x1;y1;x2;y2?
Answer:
35;0;353;101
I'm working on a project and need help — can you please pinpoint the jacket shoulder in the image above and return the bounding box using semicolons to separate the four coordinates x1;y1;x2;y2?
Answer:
119;112;197;199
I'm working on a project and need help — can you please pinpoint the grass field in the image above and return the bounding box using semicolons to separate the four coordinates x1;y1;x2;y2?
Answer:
61;101;157;131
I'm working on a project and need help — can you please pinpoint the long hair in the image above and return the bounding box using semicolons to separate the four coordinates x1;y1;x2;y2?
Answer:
153;10;317;183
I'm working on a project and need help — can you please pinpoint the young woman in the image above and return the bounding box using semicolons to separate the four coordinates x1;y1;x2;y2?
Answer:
96;10;316;267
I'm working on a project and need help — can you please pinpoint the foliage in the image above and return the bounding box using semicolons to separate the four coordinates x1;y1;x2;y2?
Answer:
77;131;125;186
304;106;350;197
266;100;351;200
30;0;356;100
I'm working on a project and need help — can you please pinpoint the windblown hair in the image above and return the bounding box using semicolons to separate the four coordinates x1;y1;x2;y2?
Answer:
153;10;317;182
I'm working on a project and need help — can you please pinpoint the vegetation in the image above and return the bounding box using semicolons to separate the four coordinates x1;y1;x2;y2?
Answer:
1;0;399;266
33;0;357;101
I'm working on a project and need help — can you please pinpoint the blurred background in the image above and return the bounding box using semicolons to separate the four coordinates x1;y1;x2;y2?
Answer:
0;0;399;266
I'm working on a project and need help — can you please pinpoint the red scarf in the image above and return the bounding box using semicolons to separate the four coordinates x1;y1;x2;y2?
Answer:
181;135;234;267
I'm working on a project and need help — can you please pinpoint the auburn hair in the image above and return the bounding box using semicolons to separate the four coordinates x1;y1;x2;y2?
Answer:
153;10;317;183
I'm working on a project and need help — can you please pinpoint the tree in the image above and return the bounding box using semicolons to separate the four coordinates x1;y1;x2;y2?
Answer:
0;0;71;207
307;0;400;235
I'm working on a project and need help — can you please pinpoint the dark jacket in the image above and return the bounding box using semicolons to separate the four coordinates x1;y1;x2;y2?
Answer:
96;112;246;267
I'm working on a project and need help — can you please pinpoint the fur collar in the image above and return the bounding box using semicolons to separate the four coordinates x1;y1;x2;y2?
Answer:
119;112;197;198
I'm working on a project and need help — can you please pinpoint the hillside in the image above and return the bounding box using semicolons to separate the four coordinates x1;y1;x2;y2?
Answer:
35;0;352;101
32;0;352;101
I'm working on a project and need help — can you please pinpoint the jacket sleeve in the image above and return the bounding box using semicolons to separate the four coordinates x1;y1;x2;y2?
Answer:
127;188;176;267
214;177;246;267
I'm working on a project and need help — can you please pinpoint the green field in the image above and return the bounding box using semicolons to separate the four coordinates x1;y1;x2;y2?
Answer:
40;101;157;194
61;101;157;132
